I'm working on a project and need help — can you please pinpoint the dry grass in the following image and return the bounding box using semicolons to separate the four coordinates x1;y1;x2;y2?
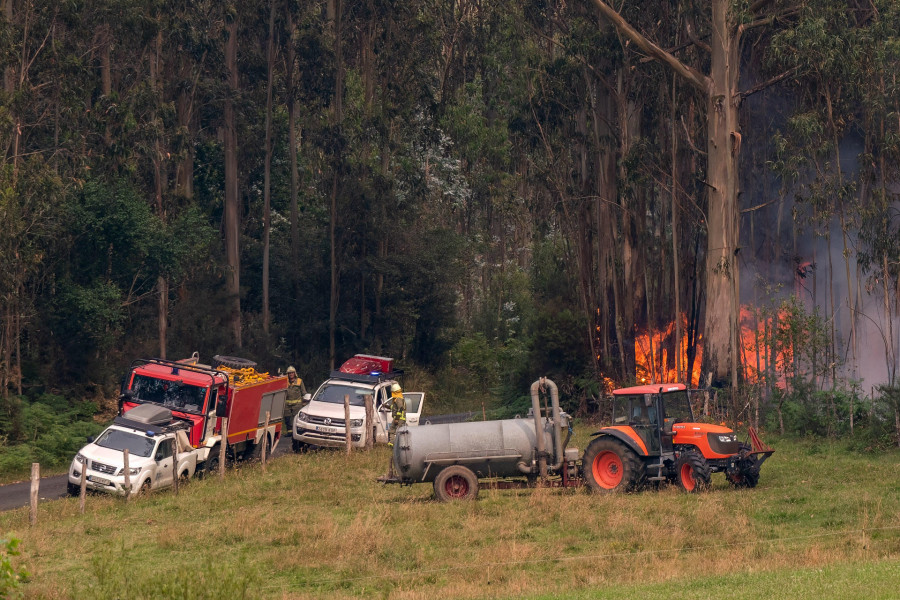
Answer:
2;430;900;599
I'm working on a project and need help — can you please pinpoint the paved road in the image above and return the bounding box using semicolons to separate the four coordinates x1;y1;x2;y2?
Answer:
0;438;293;512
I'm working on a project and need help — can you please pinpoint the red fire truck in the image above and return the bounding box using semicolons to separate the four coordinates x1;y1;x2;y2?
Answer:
120;353;288;473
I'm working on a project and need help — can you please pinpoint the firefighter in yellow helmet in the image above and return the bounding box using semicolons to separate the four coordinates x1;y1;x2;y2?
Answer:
284;366;308;430
387;382;406;446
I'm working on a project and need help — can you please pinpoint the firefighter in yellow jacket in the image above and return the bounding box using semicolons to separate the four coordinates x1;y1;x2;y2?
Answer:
284;366;308;430
387;382;406;446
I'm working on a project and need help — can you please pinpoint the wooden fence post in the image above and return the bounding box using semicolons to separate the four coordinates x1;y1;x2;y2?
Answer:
364;395;374;450
261;411;271;472
219;417;228;479
344;394;352;455
79;467;87;514
172;439;179;496
123;449;131;502
29;463;39;526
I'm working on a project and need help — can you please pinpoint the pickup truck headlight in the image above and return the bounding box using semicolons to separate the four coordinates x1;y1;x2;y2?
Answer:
297;412;309;423
349;419;364;428
74;453;86;465
118;466;141;476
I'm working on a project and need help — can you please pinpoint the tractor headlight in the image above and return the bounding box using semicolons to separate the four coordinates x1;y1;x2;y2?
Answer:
349;419;364;428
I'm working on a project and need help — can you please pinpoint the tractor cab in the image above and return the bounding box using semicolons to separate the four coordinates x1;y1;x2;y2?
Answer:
609;384;691;456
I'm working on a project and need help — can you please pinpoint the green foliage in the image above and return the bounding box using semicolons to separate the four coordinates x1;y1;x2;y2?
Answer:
0;537;26;599
0;394;105;481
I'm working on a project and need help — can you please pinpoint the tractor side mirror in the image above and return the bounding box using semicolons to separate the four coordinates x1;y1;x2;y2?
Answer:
215;398;228;417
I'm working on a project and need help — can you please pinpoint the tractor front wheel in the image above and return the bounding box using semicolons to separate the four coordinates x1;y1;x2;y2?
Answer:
726;463;760;488
675;451;711;493
583;437;644;493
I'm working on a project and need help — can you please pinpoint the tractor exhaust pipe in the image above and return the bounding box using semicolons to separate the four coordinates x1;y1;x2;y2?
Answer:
530;377;561;479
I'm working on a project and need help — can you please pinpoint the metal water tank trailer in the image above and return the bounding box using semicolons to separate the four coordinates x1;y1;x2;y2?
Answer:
392;414;566;483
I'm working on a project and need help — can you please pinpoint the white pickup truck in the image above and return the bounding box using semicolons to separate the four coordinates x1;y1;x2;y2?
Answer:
292;362;424;451
67;404;201;496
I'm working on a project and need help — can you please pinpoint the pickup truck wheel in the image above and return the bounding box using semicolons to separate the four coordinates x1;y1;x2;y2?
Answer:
433;465;479;502
292;439;309;453
138;479;152;496
66;482;80;497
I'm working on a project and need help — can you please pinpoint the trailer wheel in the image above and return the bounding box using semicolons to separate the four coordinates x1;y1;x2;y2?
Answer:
675;451;711;492
212;355;258;370
583;437;643;493
433;466;479;501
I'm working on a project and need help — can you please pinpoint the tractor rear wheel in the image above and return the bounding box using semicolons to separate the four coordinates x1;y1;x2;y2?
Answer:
433;465;479;501
583;437;644;493
675;451;711;493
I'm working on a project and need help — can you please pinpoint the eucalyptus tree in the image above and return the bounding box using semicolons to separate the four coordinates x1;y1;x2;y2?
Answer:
588;0;805;389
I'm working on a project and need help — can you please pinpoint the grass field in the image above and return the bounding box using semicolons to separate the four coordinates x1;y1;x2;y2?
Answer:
2;427;899;599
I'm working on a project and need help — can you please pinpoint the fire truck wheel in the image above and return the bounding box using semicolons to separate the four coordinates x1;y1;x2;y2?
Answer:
205;453;221;476
675;451;711;492
582;437;644;493
212;355;258;370
433;466;479;501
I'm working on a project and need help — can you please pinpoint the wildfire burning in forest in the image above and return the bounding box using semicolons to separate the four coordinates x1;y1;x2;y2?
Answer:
631;307;792;388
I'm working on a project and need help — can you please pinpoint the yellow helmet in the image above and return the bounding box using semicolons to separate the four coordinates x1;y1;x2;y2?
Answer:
390;382;402;393
286;366;297;374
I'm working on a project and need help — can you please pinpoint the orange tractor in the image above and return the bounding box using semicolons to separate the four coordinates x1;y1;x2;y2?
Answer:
583;384;773;492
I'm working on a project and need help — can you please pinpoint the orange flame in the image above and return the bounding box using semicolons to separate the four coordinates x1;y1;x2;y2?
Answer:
633;315;703;387
629;307;791;389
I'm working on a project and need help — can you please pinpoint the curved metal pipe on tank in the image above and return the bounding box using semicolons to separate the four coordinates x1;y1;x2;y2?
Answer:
530;377;561;477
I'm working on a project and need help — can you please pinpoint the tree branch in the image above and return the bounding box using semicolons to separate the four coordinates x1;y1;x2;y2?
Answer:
589;0;709;93
737;67;798;100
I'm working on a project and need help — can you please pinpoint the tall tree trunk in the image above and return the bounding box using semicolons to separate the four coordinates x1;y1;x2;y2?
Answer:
590;0;745;387
286;4;300;269
328;0;343;369
262;0;276;337
149;28;169;358
704;0;742;389
158;276;168;359
224;11;242;349
670;74;682;383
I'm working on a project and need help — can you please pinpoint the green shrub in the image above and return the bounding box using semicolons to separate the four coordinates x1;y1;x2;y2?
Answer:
0;537;27;598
